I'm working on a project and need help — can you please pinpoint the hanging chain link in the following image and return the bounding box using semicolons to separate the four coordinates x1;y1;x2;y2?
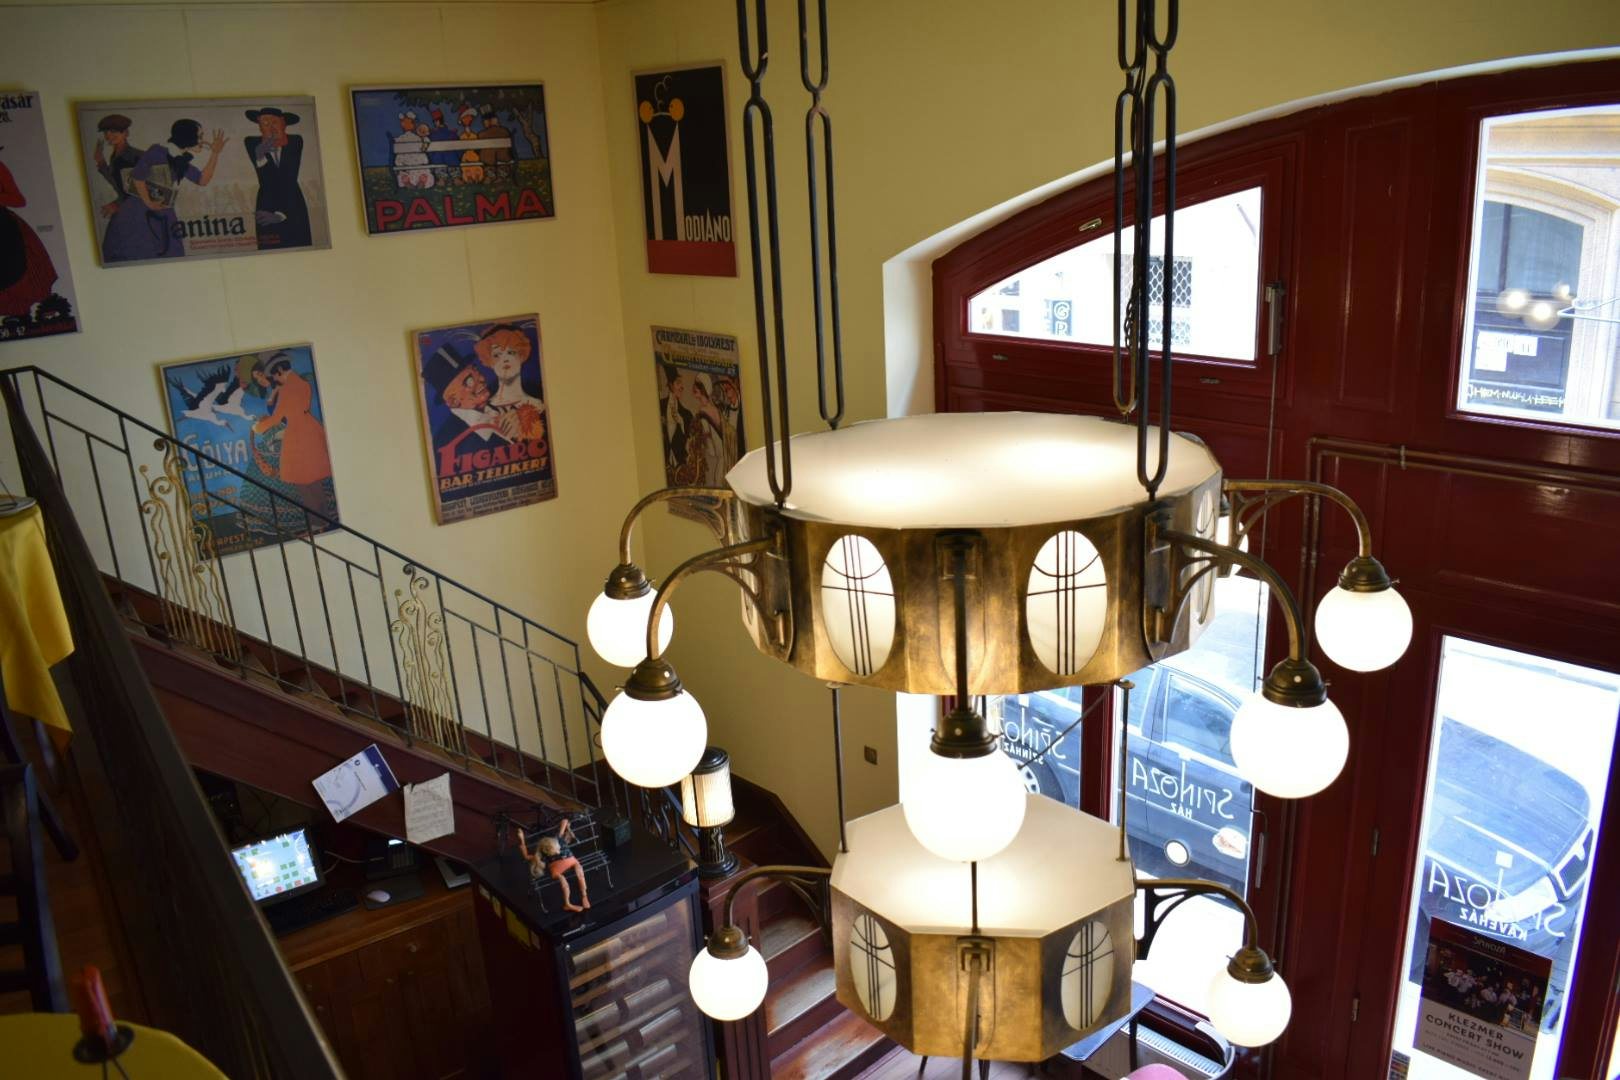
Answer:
1112;0;1179;499
799;0;846;430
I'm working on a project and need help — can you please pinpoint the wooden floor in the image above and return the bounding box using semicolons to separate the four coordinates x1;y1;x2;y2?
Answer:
855;1047;1044;1080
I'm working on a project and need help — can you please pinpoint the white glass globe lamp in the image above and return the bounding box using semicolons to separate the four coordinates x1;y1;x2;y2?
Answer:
688;928;769;1021
1523;299;1562;331
587;564;673;668
1495;287;1530;315
600;658;706;789
902;732;1028;863
1314;555;1411;673
1230;659;1347;799
1206;947;1292;1047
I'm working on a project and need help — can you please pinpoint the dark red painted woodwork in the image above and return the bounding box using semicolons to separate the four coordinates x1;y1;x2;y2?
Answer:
933;58;1620;1080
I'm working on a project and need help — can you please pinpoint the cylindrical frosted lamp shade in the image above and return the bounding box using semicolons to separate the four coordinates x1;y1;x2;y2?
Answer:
688;944;768;1021
1206;968;1292;1047
681;747;735;828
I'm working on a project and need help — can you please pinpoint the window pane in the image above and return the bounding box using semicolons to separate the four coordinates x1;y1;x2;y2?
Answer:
1390;638;1620;1080
1113;575;1268;1013
967;187;1263;361
991;684;1083;807
1456;106;1620;431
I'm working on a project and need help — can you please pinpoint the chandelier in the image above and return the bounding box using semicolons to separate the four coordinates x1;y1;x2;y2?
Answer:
586;0;1413;1065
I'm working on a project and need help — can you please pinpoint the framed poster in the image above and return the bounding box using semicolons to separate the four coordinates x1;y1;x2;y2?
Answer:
159;345;340;556
412;315;556;524
0;92;78;342
634;64;735;276
652;326;744;517
351;85;554;235
1413;916;1550;1080
77;97;331;266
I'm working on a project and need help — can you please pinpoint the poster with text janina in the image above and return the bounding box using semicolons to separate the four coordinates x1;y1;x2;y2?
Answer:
1;92;79;342
1413;915;1550;1080
635;64;735;276
414;316;555;525
159;346;341;556
352;85;554;235
77;97;331;266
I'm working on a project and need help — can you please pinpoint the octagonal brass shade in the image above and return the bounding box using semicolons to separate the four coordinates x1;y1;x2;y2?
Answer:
726;413;1223;696
828;798;1136;1061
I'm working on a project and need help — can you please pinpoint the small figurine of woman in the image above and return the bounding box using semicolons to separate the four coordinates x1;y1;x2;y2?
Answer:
518;817;590;913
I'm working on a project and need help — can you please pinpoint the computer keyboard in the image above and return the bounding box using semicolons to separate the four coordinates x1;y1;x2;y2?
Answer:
266;887;359;936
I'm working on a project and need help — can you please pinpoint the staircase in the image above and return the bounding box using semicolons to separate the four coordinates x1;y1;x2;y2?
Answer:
720;784;894;1079
0;365;676;863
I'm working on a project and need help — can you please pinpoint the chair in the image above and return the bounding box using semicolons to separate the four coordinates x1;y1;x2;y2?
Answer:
505;807;616;915
0;763;68;1011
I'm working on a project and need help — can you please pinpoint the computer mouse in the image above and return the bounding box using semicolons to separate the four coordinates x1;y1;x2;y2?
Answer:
366;889;391;904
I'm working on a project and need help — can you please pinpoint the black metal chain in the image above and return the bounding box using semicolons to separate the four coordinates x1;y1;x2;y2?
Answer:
737;0;793;505
798;0;846;430
1114;0;1179;499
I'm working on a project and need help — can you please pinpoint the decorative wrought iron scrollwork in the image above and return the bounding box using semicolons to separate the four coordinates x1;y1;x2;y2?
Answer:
138;440;239;659
390;565;464;753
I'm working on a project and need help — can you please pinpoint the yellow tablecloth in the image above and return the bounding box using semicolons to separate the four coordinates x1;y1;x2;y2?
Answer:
0;1013;228;1079
0;503;74;733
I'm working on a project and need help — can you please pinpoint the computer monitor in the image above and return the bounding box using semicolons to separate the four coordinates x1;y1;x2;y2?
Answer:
231;827;323;906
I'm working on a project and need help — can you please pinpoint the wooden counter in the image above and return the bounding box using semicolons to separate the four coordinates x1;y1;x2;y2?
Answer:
276;867;495;1080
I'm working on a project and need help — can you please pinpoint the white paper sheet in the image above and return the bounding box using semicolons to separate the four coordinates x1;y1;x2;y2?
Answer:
405;772;455;844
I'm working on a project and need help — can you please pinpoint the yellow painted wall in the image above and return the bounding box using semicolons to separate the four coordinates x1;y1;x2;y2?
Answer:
0;3;643;707
4;0;1619;860
592;0;1620;858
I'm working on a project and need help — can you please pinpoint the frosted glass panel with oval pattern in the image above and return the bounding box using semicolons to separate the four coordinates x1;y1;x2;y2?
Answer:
1026;530;1107;676
820;535;896;676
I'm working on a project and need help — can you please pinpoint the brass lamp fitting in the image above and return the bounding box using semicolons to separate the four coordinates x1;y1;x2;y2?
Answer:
1227;944;1278;984
1258;656;1329;709
706;923;750;960
603;562;653;601
623;657;685;702
1337;554;1395;594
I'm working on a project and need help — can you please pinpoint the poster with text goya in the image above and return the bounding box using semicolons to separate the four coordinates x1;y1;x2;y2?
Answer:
77;97;331;266
159;346;341;556
0;92;78;343
414;316;555;525
351;85;553;235
1413;915;1550;1080
634;64;735;276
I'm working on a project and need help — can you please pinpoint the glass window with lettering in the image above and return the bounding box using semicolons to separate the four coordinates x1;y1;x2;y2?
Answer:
1112;574;1268;1013
1390;638;1619;1080
1456;106;1620;431
989;683;1085;808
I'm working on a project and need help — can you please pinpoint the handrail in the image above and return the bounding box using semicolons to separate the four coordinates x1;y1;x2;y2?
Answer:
1;376;343;1079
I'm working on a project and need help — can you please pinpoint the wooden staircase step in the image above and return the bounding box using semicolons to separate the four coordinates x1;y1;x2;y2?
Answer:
765;957;841;1058
761;911;824;979
771;1007;893;1080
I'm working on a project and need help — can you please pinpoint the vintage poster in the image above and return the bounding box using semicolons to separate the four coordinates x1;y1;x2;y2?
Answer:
634;64;735;276
413;315;555;524
351;85;554;235
1413;916;1550;1080
159;346;341;556
652;326;743;524
1;92;78;343
77;97;331;266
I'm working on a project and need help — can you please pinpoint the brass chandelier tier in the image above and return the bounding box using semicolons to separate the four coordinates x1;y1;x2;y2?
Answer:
587;0;1413;1067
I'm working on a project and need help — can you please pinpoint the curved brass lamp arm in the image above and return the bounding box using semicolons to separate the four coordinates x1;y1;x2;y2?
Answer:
1223;478;1372;558
1136;876;1260;950
646;537;776;659
721;864;832;930
1156;526;1305;661
617;485;736;565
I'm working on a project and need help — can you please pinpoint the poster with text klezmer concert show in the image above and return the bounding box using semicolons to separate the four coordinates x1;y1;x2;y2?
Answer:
352;85;553;235
0;92;79;343
635;64;735;276
414;316;556;525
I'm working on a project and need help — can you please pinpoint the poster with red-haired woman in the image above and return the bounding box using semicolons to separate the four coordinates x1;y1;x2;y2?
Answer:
412;314;557;524
0;92;78;343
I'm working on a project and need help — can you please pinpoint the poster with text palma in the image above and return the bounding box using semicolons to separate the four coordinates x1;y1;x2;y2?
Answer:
0;91;79;342
351;85;554;235
77;96;331;266
413;316;556;525
634;64;735;275
158;346;341;556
